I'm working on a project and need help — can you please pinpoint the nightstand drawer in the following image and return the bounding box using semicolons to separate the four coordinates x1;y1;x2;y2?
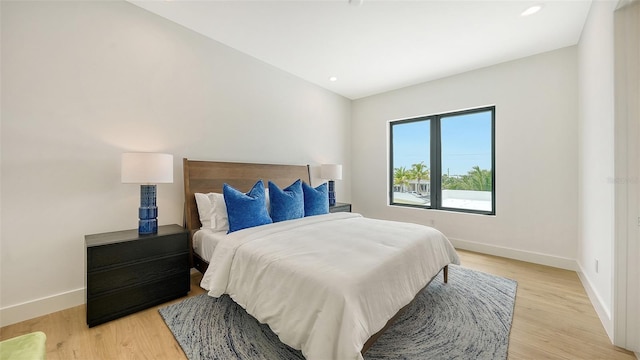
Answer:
87;254;189;297
87;232;187;270
87;272;189;327
329;202;352;213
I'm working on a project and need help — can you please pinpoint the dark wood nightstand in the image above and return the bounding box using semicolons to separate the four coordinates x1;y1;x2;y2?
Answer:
85;224;190;327
329;202;352;213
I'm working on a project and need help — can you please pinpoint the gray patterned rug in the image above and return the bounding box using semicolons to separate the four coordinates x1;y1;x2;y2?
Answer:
159;265;517;360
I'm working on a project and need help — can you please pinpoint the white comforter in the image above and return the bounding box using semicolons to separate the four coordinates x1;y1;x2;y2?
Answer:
200;212;460;360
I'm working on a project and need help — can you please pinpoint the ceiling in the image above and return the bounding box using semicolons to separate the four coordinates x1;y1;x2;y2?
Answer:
129;0;593;100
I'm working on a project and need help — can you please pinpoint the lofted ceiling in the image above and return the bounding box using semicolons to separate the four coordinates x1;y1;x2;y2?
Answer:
129;0;593;99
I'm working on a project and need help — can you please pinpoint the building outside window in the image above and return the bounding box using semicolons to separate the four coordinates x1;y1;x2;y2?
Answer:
389;106;495;215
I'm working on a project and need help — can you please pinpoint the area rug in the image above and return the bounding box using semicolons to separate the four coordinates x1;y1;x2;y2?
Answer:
159;265;517;360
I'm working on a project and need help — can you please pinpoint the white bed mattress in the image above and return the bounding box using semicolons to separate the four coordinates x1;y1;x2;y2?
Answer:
200;212;459;360
193;228;227;262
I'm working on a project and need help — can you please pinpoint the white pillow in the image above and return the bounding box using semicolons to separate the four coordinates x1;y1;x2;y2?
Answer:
194;192;229;231
194;193;214;229
211;193;229;231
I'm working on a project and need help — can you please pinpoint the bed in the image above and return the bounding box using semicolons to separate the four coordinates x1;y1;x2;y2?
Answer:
182;158;460;360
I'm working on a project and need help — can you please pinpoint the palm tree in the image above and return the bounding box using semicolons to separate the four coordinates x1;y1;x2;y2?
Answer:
441;173;460;190
460;166;492;191
393;167;411;192
442;166;491;191
410;161;430;194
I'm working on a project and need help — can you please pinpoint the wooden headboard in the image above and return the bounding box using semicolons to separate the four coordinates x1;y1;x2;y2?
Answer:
182;158;311;237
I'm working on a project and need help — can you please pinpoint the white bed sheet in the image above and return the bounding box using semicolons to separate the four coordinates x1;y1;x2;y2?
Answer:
193;228;227;262
200;212;460;360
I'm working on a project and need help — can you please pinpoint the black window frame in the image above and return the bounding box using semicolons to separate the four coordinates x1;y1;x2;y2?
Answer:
389;106;496;215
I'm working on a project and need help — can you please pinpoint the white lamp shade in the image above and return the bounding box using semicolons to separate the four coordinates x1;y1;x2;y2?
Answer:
121;153;174;184
321;164;343;180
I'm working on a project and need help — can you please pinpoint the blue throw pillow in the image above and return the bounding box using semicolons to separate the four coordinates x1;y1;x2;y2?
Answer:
302;182;329;216
268;179;304;222
223;180;272;233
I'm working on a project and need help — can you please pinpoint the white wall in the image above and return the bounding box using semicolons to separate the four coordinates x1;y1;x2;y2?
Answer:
0;1;351;326
576;0;618;339
613;0;639;351
352;47;579;269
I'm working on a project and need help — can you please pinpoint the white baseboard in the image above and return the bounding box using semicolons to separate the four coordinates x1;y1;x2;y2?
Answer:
576;263;614;341
451;237;615;344
0;288;85;327
449;237;578;271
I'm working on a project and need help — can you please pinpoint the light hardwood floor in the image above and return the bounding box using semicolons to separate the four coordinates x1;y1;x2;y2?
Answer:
1;249;635;359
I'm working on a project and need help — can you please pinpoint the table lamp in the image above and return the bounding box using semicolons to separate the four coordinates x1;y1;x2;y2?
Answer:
321;164;342;206
121;153;173;235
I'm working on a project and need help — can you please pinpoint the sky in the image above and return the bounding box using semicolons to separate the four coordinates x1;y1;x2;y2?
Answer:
392;110;492;176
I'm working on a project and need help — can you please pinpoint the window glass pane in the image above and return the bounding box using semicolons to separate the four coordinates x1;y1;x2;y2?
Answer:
391;120;431;206
440;111;492;212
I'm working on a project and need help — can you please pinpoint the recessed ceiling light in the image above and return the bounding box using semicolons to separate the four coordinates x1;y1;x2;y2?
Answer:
521;4;543;17
329;76;338;82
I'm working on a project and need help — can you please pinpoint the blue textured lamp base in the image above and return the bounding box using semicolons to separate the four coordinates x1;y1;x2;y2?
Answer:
328;180;336;206
139;184;158;235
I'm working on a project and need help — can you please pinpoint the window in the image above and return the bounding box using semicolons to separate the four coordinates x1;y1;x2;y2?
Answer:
389;106;495;215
